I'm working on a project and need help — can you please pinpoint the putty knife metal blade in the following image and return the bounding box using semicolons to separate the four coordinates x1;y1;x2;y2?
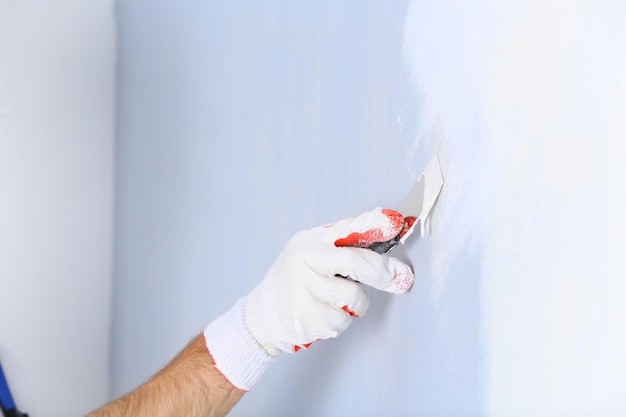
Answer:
366;152;444;254
399;151;444;241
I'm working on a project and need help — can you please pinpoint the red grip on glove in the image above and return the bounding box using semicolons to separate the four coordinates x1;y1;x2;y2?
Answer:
333;208;405;248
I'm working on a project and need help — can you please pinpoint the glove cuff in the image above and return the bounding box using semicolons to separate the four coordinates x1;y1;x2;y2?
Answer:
204;298;275;391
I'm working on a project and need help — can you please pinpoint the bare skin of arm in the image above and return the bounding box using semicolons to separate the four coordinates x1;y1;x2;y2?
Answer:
86;334;244;417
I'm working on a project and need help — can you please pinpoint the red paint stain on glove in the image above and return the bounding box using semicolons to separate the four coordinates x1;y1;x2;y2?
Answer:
342;305;359;317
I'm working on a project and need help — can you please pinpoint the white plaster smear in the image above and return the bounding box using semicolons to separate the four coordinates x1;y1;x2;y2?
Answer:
404;0;626;414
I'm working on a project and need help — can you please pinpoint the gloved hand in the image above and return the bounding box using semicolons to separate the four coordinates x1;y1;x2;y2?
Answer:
204;207;415;391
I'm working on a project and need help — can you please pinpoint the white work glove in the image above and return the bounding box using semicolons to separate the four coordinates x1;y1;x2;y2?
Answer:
204;207;415;391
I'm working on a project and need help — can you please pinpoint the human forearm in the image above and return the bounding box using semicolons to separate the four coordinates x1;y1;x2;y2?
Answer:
86;208;415;416
86;334;244;417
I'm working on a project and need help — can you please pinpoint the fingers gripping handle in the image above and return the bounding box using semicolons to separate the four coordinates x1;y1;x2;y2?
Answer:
291;209;416;353
334;208;417;254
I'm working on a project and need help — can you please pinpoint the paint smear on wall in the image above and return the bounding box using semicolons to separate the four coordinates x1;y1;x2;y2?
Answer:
403;0;626;415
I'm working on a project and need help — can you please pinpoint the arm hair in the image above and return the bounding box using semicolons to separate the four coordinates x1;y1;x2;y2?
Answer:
86;334;244;417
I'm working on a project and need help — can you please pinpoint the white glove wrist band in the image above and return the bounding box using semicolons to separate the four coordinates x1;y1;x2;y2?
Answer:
204;298;274;391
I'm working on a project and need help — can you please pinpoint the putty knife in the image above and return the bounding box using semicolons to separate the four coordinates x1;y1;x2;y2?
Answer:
366;152;444;254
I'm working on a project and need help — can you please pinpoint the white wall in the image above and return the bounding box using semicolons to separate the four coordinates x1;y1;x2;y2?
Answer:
113;1;626;416
0;1;115;416
404;0;626;414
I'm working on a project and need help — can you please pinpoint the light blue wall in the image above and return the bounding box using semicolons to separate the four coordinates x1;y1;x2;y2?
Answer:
113;1;626;416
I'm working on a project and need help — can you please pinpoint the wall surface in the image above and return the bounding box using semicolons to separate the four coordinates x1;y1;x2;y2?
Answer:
404;1;626;414
0;1;115;416
113;1;626;416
